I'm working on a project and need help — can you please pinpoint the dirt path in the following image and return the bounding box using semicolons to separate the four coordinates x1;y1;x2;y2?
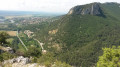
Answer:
33;38;44;50
17;31;28;51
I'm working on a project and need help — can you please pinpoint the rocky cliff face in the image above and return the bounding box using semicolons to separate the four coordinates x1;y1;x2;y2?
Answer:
68;3;104;16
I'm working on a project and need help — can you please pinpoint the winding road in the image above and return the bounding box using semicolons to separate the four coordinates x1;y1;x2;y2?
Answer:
16;31;46;52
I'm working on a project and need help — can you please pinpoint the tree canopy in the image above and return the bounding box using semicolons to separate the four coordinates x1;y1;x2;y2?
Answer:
97;46;120;67
25;46;42;57
0;32;9;45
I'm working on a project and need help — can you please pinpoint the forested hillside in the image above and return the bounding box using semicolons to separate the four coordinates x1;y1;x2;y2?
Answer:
21;2;120;67
1;2;120;67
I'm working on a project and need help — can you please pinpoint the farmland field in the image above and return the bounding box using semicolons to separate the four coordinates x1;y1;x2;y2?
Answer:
0;31;17;36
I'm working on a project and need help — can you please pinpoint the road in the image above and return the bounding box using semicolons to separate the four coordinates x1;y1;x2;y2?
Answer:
33;38;47;53
33;38;44;50
17;31;28;51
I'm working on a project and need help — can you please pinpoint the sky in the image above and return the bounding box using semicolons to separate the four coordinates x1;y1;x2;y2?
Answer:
0;0;119;13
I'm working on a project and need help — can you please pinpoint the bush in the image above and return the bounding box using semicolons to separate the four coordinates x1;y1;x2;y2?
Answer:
15;50;25;56
25;46;42;57
37;52;55;67
0;55;3;61
0;32;9;45
97;46;120;67
0;52;16;61
52;61;72;67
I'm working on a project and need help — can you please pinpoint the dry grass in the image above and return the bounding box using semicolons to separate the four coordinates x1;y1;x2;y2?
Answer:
52;43;61;51
49;29;58;34
0;46;8;51
0;31;17;36
6;31;17;36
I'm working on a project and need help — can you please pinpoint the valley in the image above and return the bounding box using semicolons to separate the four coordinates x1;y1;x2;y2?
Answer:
0;2;120;67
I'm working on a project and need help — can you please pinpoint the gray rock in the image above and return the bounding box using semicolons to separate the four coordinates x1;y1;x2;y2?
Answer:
0;46;14;54
20;57;30;64
68;3;104;16
3;56;30;65
16;56;24;62
2;56;45;67
6;47;14;53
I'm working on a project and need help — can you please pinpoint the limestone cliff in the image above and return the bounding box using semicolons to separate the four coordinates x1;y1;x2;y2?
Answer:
68;3;104;16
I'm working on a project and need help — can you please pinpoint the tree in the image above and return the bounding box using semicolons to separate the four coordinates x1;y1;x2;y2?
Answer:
25;46;42;57
0;32;9;45
37;52;55;67
53;61;72;67
97;46;120;67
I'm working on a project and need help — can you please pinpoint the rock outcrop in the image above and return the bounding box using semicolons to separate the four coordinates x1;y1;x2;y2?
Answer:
0;46;14;54
3;56;30;65
2;56;45;67
68;3;104;16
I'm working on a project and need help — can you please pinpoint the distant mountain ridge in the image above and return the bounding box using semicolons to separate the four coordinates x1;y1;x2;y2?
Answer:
0;11;63;16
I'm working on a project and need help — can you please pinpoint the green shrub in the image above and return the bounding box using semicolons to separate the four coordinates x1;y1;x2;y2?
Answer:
37;52;55;67
0;32;9;45
0;55;3;61
97;46;120;67
52;61;72;67
25;46;42;57
0;52;16;61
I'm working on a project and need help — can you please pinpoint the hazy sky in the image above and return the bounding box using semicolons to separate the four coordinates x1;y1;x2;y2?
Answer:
0;0;119;13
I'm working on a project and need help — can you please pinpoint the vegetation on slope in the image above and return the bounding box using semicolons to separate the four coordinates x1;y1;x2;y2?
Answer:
20;3;120;67
0;2;120;67
101;3;120;20
97;46;120;67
